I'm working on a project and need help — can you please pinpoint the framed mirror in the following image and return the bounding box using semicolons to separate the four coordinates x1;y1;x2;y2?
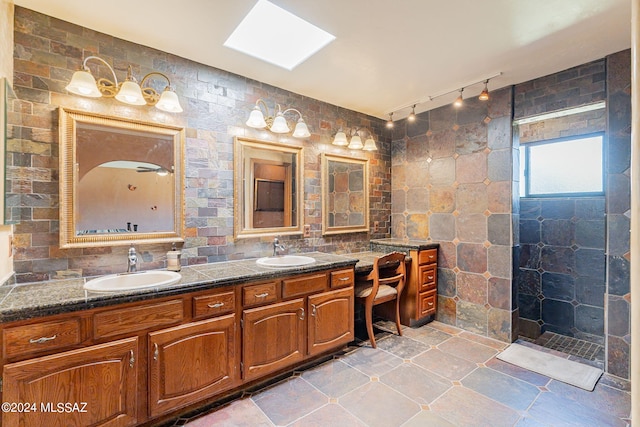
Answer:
59;108;185;248
321;153;369;235
234;137;304;239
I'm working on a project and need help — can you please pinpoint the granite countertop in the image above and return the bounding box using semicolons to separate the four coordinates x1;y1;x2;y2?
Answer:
0;252;360;324
370;238;439;251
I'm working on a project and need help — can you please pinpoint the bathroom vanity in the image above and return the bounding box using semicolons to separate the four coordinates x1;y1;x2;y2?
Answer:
0;253;356;426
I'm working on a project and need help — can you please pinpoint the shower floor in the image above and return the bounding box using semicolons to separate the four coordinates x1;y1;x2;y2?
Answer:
533;332;604;363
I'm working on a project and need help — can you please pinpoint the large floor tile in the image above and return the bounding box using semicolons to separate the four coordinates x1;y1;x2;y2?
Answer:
380;362;452;405
302;359;370;398
526;390;627;426
461;367;540;411
412;348;478;381
288;403;367;427
430;386;521;427
437;336;498;363
185;398;273;427
400;325;452;346
400;410;457;427
340;346;403;377
545;379;631;419
374;334;431;359
252;376;327;426
339;382;421;427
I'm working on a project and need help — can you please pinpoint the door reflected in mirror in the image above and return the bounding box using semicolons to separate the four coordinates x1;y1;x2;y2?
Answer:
59;108;185;248
321;153;369;235
234;137;304;239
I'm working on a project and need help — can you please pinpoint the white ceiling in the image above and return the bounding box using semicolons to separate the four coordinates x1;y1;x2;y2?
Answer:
12;0;632;119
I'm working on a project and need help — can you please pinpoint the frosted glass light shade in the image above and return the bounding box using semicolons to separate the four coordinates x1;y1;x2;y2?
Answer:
292;118;310;138
332;131;348;146
155;88;183;113
66;70;101;97
115;80;146;105
362;137;378;151
246;106;268;128
270;112;290;133
348;134;363;150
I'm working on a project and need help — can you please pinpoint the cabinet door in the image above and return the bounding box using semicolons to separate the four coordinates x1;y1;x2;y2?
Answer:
242;298;305;382
148;314;237;417
308;287;354;357
3;337;138;427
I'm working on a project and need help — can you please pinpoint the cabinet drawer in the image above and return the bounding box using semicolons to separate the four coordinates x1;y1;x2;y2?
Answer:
330;269;354;288
417;249;437;265
94;299;184;339
193;290;235;319
243;282;278;306
3;318;82;359
418;290;437;317
282;273;327;299
418;265;437;292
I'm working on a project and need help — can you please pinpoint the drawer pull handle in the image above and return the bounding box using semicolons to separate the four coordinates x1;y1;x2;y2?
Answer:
129;350;135;368
311;304;317;317
207;302;225;308
338;277;350;282
255;292;269;298
153;343;159;361
29;335;57;344
427;276;434;280
428;302;434;306
429;255;435;259
299;307;305;320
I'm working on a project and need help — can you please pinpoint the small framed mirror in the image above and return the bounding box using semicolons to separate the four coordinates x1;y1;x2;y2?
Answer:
59;108;185;248
234;137;304;239
321;153;369;235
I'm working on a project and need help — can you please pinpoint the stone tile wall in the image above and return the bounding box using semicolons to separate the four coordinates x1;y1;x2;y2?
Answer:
8;7;392;283
605;50;631;379
389;88;517;342
518;197;606;344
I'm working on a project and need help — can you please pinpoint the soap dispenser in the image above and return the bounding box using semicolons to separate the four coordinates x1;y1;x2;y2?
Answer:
167;243;182;272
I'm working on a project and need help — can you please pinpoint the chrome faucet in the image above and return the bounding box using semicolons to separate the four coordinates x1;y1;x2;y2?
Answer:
273;237;286;257
127;245;138;273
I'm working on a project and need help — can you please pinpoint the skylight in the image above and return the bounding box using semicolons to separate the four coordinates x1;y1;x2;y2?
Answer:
224;0;336;71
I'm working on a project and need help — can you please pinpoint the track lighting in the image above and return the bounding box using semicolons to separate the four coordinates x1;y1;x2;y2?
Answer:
66;56;183;113
245;99;310;138
332;128;377;151
386;113;394;129
478;80;490;101
384;72;501;120
453;89;464;108
407;105;416;122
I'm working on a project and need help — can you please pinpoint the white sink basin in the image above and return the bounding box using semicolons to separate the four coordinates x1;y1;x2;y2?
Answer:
84;270;182;292
256;255;316;268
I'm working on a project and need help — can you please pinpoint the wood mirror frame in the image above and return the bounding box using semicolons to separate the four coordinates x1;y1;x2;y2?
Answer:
234;137;304;239
59;108;185;248
321;153;369;235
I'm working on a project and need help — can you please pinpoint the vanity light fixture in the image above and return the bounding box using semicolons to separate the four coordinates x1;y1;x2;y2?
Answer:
246;99;311;138
65;56;183;113
332;128;377;151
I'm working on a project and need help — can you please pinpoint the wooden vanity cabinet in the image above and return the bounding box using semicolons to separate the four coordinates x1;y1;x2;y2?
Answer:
1;266;355;426
398;248;438;326
3;337;139;427
242;269;354;381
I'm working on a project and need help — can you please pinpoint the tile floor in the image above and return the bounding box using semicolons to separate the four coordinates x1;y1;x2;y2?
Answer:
175;321;631;427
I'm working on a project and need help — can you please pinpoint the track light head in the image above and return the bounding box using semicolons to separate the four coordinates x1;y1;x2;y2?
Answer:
478;80;490;101
386;112;394;129
453;89;464;108
407;105;416;122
